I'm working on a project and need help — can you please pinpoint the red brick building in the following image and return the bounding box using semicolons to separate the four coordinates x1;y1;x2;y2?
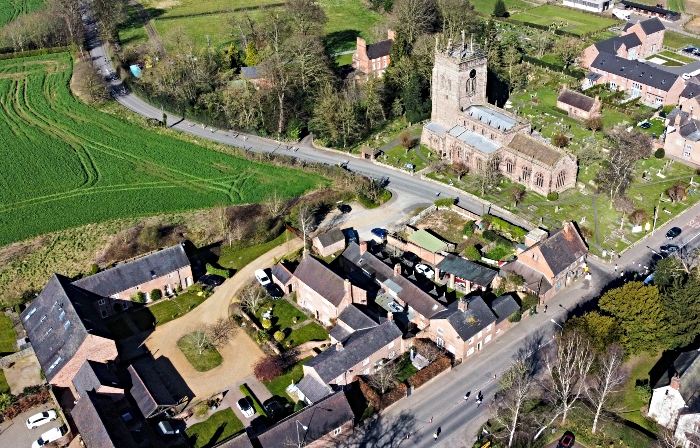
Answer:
353;30;394;78
557;84;601;120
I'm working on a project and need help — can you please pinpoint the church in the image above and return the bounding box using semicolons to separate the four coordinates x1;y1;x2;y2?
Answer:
420;39;578;196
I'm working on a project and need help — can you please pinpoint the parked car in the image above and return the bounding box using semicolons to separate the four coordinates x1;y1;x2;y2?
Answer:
255;269;271;286
371;228;388;239
32;427;63;448
346;229;359;245
639;121;652;129
237;397;255;418
666;227;682;240
415;263;435;279
26;410;57;429
337;203;352;213
401;252;421;268
660;244;680;254
556;431;575;448
265;283;283;299
199;274;225;287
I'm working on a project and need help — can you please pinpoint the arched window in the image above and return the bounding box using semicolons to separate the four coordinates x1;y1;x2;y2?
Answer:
465;154;470;165
506;159;514;173
476;158;483;171
555;171;566;189
535;173;544;188
522;166;531;181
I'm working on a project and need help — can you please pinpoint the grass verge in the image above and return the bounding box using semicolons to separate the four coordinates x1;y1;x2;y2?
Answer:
263;356;312;405
664;30;700;50
239;383;267;417
185;408;244;448
0;315;16;354
0;369;9;394
130;292;208;330
178;332;223;372
218;230;297;271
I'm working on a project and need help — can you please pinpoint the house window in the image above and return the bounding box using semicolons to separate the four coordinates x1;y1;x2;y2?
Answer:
485;334;492;343
101;310;108;318
447;345;455;354
24;308;37;321
677;139;683;146
476;159;483;171
468;336;474;344
45;327;52;336
535;173;544;188
684;150;691;158
40;315;47;323
336;375;343;383
388;341;394;349
478;331;483;339
363;368;370;375
168;273;173;278
687;144;693;150
436;337;444;348
363;358;369;366
486;324;492;332
372;61;376;70
59;310;65;321
48;356;62;372
437;327;443;335
522;166;531;181
467;347;475;356
609;82;617;90
135;286;140;291
111;294;119;300
334;427;342;436
388;351;395;359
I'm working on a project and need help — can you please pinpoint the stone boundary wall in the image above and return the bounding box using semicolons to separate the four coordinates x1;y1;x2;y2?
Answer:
0;347;34;369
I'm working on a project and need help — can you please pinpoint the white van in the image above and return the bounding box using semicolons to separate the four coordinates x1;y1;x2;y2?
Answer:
32;427;62;448
255;269;271;286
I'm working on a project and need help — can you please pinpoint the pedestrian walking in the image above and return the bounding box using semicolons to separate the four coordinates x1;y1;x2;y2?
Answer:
433;432;438;441
543;305;547;313
614;263;618;272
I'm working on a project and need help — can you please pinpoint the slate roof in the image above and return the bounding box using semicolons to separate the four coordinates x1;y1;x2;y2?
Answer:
594;33;642;55
128;359;177;418
590;54;680;92
679;119;700;141
257;391;353;447
315;228;345;247
213;433;254;448
504;134;566;168
72;391;139;448
294;256;348;307
241;66;260;79
436;254;498;286
464;105;517;131
337;305;377;331
425;122;448;136
681;82;700;100
73;244;190;297
586;72;602;82
536;223;588;277
447;125;501;154
305;321;402;383
72;360;121;398
637;17;667;34
432;296;497;341
21;274;113;382
366;39;393;60
329;325;352;344
490;294;520;324
407;229;449;253
653;350;700;402
296;374;333;403
558;88;596;112
500;260;553;295
271;262;294;285
620;1;679;19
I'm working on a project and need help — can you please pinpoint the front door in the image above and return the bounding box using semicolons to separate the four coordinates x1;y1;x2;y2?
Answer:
477;341;483;351
436;337;444;348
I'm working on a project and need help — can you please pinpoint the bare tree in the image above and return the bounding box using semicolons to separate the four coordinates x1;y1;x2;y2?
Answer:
298;205;315;254
208;317;237;348
390;0;437;46
492;361;535;447
656;425;684;448
191;329;210;355
449;161;469;181
543;330;594;424
508;185;525;207
414;338;442;363
240;286;265;314
284;0;327;36
369;361;399;394
587;344;627;433
667;183;686;202
597;128;653;199
265;190;286;217
471;154;501;196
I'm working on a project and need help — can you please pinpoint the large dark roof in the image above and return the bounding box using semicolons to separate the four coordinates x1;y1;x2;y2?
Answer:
590;54;680;92
337;305;377;331
432;296;496;341
128;360;177;418
296;374;333;403
366;39;392;60
305;321;402;383
294;256;348;307
72;360;121;398
315;228;345;247
558;88;596;112
73;244;190;297
682;82;700;100
490;294;520;324
256;391;354;448
594;33;642;55
679;119;700;141
21;274;113;382
653;350;700;402
536;223;588;277
271;262;293;285
72;391;139;448
636;17;667;33
436;254;497;286
620;1;679;18
500;260;553;295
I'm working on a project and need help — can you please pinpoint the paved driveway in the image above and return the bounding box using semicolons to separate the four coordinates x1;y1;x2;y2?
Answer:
0;402;61;447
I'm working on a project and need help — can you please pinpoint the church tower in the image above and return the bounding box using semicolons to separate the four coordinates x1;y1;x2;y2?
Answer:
430;35;487;128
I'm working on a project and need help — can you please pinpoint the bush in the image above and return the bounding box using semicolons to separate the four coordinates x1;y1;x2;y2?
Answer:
654;148;665;159
407;355;451;389
463;222;474;237
551;133;570;148
150;289;162;301
379;383;407;409
508;310;522;322
434;197;455;208
273;331;285;342
294;400;306;412
547;192;559;201
482;215;527;242
132;291;145;303
261;319;272;330
635;383;651;403
256;330;270;343
482;230;498;242
360;405;375;421
90;263;100;275
205;263;230;279
464;245;481;261
253;356;283;381
520;294;539;312
356;376;380;410
493;0;508;17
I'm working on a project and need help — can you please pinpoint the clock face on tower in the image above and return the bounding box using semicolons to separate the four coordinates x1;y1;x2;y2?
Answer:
469;69;477;78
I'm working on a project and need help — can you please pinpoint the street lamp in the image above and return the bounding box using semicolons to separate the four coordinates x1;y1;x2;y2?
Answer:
296;420;308;448
550;318;563;331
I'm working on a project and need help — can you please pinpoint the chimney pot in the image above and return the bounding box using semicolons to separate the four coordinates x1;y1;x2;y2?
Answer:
336;342;343;351
671;373;681;390
360;241;368;253
387;311;393;321
387;29;396;41
458;298;469;313
394;263;402;276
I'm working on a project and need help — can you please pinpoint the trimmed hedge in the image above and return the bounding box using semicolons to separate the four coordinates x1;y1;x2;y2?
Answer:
239;383;267;417
508;310;523;322
434;198;455;208
407;354;451;389
206;263;230;279
483;215;527;242
520;294;539;312
521;55;586;79
355;376;406;410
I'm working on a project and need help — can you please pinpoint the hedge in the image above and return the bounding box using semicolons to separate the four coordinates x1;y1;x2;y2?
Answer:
206;263;230;279
508;310;523;322
483;215;527;242
239;383;267;417
434;198;455;208
520;294;539;312
521;55;586;80
464;245;481;261
355;376;407;410
0;46;71;61
356;376;380;410
407;354;451;389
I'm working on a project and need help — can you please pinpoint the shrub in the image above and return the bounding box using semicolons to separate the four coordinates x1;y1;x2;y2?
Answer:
520;294;539;312
655;148;665;159
0;393;16;413
508;310;522;322
205;263;231;279
253;356;284;381
547;192;559;201
90;263;100;275
407;354;451;389
482;215;527;242
273;331;285;342
464;245;481;261
482;230;498;242
256;330;270;343
356;376;380;410
150;289;163;301
360;405;375;421
493;0;508;17
294;400;306;412
551;133;570;148
380;383;408;409
635;383;651;403
463;222;474;237
132;291;146;303
434;198;454;208
261;319;272;330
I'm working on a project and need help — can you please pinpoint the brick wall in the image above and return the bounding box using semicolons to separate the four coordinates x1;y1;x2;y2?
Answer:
296;281;350;325
50;335;118;388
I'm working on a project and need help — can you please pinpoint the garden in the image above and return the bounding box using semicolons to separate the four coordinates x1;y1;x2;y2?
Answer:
185;408;244;448
178;331;224;372
254;299;328;350
0;314;17;355
509;5;618;36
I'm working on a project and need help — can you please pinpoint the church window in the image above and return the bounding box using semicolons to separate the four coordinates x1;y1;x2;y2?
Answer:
477;159;483;171
522;166;531;181
555;171;566;189
506;159;514;173
535;173;544;188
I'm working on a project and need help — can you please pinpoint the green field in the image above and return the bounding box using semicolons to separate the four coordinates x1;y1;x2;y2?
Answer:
471;0;529;15
664;30;700;50
0;53;324;246
510;5;618;35
0;0;44;27
0;315;16;354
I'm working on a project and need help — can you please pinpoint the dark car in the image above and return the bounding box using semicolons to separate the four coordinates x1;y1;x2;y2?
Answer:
346;229;359;245
199;274;225;287
263;398;290;422
337;204;352;213
556;431;575;448
660;244;680;254
371;228;388;239
265;283;284;300
402;251;421;268
666;227;682;240
639;122;652;129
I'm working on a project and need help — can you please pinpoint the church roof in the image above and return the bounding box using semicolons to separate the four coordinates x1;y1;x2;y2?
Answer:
464;105;517;131
504;134;566;168
448;125;500;154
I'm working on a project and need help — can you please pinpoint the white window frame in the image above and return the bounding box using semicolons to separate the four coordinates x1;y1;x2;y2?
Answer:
478;330;483;339
388;351;395;359
486;324;492;332
485;334;492;344
336;375;343;383
469;336;474;345
363;358;369;366
437;327;443;335
467;347;475;356
363;368;370;375
684;150;692;158
387;341;394;349
334;427;342;436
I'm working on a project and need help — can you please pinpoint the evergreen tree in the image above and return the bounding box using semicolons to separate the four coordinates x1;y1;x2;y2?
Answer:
661;276;700;349
225;43;242;71
402;74;427;123
493;0;508;17
245;41;259;67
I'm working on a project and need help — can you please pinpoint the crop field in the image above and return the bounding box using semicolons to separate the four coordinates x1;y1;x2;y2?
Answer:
0;0;44;27
0;53;324;246
510;5;618;36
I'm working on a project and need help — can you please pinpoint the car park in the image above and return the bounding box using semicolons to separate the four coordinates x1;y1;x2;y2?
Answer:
556;431;575;448
255;269;271;286
265;283;283;299
237;397;255;418
199;274;225;287
32;427;62;448
666;227;682;240
415;263;435;279
660;244;679;254
371;228;388;239
26;410;57;429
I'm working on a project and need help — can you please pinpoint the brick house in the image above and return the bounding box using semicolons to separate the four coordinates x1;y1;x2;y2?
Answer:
21;274;118;388
72;360;123;401
73;243;193;314
649;350;700;428
256;391;354;448
128;359;179;419
293;255;367;325
557;84;601;120
490;293;521;335
329;304;380;344
312;228;346;257
665;104;700;165
271;261;295;294
353;30;394;78
72;391;140;448
501;222;588;301
303;319;403;387
582;18;666;69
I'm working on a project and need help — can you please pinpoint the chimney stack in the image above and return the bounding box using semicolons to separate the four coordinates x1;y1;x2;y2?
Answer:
671;373;681;390
458;297;469;313
336;341;343;351
394;263;402;277
387;29;395;41
387;311;393;321
360;241;368;253
562;83;568;91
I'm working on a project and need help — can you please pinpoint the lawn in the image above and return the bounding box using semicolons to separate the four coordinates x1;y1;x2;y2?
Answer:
185;408;244;448
658;50;695;63
335;53;353;66
471;0;529;15
105;317;136;340
510;5;618;36
256;299;307;331
0;369;9;394
377;140;438;173
117;3;149;47
286;322;329;348
646;54;683;67
395;353;418;383
664;30;700;50
178;332;223;372
264;356;312;404
218;230;297;271
130;291;208;330
620;353;662;432
0;315;16;355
